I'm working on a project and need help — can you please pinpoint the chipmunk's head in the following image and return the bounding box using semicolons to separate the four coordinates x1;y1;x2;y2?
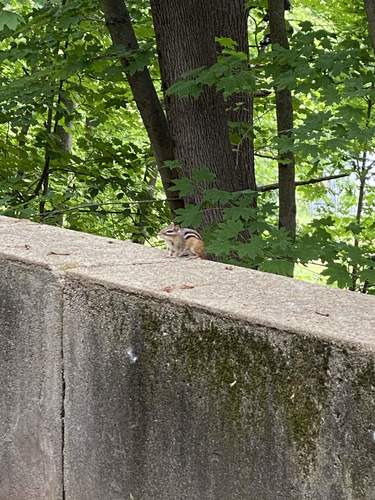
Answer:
158;224;181;241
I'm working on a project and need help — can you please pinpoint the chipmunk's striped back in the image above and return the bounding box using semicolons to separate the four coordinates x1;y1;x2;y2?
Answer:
181;228;202;241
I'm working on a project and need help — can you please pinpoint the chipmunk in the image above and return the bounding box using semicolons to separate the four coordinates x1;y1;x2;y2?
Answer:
158;224;205;259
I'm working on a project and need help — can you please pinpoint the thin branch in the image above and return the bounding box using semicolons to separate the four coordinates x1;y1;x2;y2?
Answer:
37;200;169;219
30;172;352;221
255;152;279;160
23;172;352;219
257;172;350;193
249;13;261;53
254;89;272;97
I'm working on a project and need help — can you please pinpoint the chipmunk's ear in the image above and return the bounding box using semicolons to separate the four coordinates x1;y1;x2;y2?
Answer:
174;224;181;230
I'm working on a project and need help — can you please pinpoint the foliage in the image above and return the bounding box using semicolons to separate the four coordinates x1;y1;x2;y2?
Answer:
0;0;170;242
168;39;255;98
174;168;375;293
0;0;374;293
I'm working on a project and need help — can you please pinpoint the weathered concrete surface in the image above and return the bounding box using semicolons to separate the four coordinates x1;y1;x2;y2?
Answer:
62;281;375;500
1;215;375;500
0;259;63;500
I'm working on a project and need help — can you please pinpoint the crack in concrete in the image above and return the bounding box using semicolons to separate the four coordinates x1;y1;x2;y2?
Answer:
60;279;66;500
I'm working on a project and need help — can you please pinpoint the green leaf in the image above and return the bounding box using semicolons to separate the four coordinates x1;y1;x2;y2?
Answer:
215;37;238;49
346;245;364;264
299;21;313;32
207;239;234;256
346;222;362;235
260;259;293;276
237;236;265;260
223;205;256;222
167;70;203;98
215;220;244;239
360;269;375;283
321;263;351;288
163;160;182;170
191;167;216;183
168;177;194;196
175;204;202;227
0;9;21;30
203;189;236;204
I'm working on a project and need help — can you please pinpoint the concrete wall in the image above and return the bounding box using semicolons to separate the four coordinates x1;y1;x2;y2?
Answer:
1;215;375;500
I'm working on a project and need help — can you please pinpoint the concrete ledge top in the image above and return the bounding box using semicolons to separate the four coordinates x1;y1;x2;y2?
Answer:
0;215;374;351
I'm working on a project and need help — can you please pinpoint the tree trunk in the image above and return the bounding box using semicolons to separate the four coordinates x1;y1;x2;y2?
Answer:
100;0;183;213
55;96;75;153
150;0;255;225
350;99;372;291
131;163;158;244
268;0;296;240
18;109;32;148
212;0;256;193
39;101;54;221
364;0;375;49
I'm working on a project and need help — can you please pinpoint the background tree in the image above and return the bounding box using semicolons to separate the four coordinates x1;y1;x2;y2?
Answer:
364;0;375;49
100;0;183;214
0;0;374;292
149;0;255;225
268;0;296;239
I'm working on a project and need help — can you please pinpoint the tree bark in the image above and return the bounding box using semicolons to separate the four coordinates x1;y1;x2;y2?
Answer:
350;98;372;291
39;102;54;220
150;0;255;225
131;163;158;244
211;0;256;192
268;0;296;240
100;0;184;213
55;96;75;153
364;0;375;49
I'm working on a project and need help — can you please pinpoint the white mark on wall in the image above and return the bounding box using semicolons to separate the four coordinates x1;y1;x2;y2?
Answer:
127;348;138;364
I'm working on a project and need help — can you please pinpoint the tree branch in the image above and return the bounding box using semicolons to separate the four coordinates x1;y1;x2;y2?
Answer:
100;0;183;213
31;173;351;223
254;152;279;160
254;89;272;97
257;172;350;192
